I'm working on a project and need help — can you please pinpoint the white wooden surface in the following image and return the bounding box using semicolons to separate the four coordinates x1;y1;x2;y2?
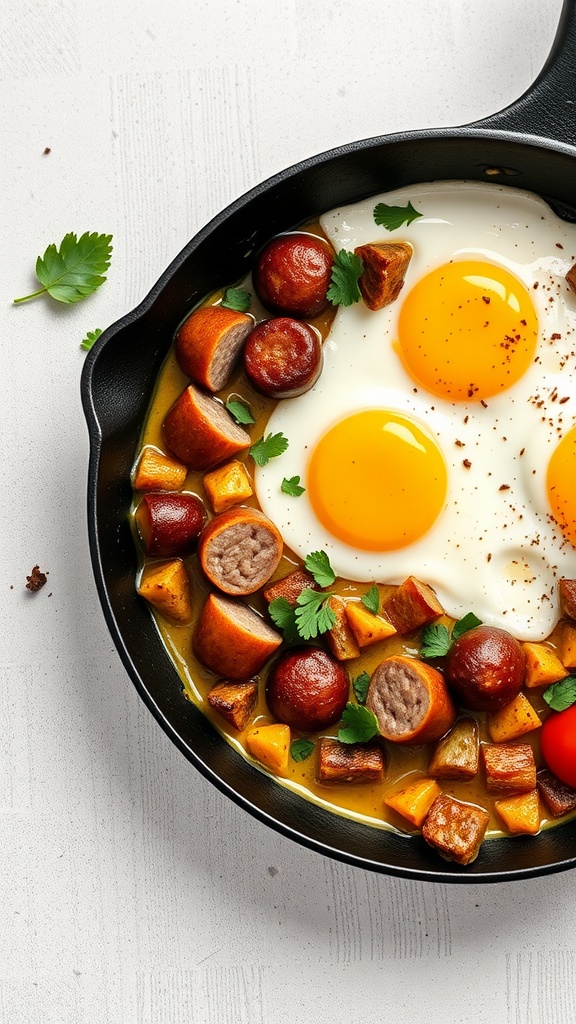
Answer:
1;1;574;1021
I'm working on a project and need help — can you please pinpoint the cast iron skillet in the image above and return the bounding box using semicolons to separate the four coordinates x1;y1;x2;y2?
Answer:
82;0;576;882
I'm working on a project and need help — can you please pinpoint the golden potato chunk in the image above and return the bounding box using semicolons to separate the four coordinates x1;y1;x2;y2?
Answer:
494;790;540;835
203;459;253;514
559;622;576;669
422;794;489;865
133;445;187;491
558;578;576;620
384;776;441;828
207;678;259;731
245;724;290;775
325;597;360;661
344;601;397;648
482;742;536;794
487;693;541;743
428;718;479;780
137;559;193;623
383;576;444;635
523;642;568;688
317;738;385;784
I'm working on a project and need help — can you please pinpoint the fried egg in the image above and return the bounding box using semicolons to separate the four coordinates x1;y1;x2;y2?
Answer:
255;181;576;641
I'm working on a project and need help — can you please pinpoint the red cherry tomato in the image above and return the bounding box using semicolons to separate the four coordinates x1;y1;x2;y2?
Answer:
540;704;576;789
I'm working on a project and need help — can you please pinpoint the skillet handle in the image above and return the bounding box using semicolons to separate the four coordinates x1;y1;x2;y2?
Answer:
471;0;576;147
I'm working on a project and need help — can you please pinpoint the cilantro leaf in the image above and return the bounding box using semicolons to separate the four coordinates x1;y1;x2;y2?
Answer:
452;612;483;642
221;287;251;313
281;475;305;497
338;703;380;744
80;328;102;352
373;201;422;232
361;584;380;615
295;590;335;640
543;676;576;712
225;399;255;425
352;671;371;705
420;623;452;659
14;231;113;304
326;249;363;307
268;597;300;643
290;738;315;762
249;432;289;467
304;550;336;588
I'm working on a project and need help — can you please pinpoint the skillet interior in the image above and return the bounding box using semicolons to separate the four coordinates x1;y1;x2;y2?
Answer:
82;4;576;882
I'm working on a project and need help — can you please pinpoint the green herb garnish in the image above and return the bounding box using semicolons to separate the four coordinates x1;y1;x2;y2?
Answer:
268;598;300;643
14;231;113;305
451;612;483;641
221;287;251;313
361;584;380;615
304;550;336;588
338;703;379;744
281;475;305;497
225;398;255;425
543;676;576;712
352;671;371;705
80;328;102;352
373;201;422;231
420;612;483;659
290;738;315;762
294;589;336;640
326;249;363;307
249;431;289;467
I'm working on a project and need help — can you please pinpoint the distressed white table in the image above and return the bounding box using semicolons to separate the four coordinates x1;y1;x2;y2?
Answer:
2;1;573;1021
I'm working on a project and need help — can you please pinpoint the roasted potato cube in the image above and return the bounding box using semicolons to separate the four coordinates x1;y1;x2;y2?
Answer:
263;568;318;606
354;241;412;311
133;445;188;491
383;576;444;635
245;724;290;775
487;693;542;743
384;776;441;828
317;738;385;784
482;742;536;794
559;578;576;620
422;794;489;865
137;559;193;623
559;622;576;669
207;678;259;731
428;718;479;780
203;459;253;514
494;790;540;835
522;641;568;688
537;768;576;817
325;597;361;661
344;601;397;648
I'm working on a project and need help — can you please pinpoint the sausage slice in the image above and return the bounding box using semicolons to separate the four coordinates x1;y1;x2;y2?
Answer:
355;241;413;311
163;384;250;470
366;655;455;745
194;592;282;678
198;506;283;595
176;305;253;392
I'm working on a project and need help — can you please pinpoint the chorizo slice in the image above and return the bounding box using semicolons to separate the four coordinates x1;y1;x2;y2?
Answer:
354;241;412;311
243;318;323;398
163;384;250;470
176;305;253;392
198;506;283;595
194;592;282;679
317;738;384;784
366;655;455;745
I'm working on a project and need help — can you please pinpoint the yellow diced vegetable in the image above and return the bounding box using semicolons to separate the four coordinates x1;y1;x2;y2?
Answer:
560;622;576;669
326;597;360;661
523;641;568;688
133;445;187;491
245;724;290;775
137;559;193;623
344;601;397;648
487;692;541;743
495;790;540;835
203;460;253;513
384;776;441;828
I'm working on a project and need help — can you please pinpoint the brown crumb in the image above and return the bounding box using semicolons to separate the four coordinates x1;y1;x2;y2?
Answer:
463;459;472;469
482;295;491;304
43;147;51;155
26;565;48;592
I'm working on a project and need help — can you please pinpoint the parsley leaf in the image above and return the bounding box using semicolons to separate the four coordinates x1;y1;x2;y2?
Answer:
80;328;102;352
14;231;113;304
225;398;255;425
304;550;336;588
295;590;335;640
543;676;576;712
290;738;315;762
420;623;452;659
338;703;380;744
352;671;371;705
281;475;305;497
268;597;300;642
221;287;251;313
373;201;422;231
249;431;289;467
326;249;363;307
451;611;483;641
361;584;380;615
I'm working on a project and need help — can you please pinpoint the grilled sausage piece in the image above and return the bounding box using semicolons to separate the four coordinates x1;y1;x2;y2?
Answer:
163;384;250;470
266;647;349;731
354;241;413;311
243;318;323;398
176;305;253;392
366;655;455;745
422;794;489;866
317;738;385;784
254;233;334;318
207;677;259;731
198;507;283;595
194;593;282;679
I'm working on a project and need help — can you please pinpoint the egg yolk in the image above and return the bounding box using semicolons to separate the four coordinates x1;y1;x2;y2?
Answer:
307;409;447;551
397;260;538;401
547;425;576;548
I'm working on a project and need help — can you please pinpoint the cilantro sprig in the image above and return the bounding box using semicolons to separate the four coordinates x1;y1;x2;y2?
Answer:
80;328;102;352
420;612;483;659
543;676;576;712
281;475;305;497
14;231;113;305
268;590;336;642
221;287;251;312
361;584;380;615
249;431;288;466
327;249;363;307
290;738;315;762
338;703;379;744
373;201;422;231
226;398;255;425
305;550;336;588
352;671;371;705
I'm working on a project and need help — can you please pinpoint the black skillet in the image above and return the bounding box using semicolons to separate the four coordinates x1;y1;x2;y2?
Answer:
81;0;576;882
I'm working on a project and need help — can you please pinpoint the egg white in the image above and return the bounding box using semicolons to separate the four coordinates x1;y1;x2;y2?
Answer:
255;181;576;641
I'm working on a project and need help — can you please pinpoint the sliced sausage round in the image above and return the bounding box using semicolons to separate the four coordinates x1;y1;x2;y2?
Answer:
194;592;282;679
254;233;334;318
266;646;349;731
134;492;206;557
163;384;250;470
243;317;323;398
198;506;283;595
366;655;455;745
176;305;253;392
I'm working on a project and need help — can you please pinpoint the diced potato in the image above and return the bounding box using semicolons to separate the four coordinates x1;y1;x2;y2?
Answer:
482;742;536;794
558;578;576;621
494;790;540;835
559;622;576;669
523;641;568;688
207;678;259;731
133;445;187;491
203;460;253;513
325;597;361;661
383;576;444;635
537;768;576;817
317;738;385;784
422;794;489;865
428;718;479;780
384;776;441;828
137;559;193;623
487;693;542;743
245;724;290;775
344;601;396;648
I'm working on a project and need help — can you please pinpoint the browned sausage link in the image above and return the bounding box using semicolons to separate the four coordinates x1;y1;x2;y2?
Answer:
317;737;385;784
198;507;283;596
243;318;323;398
194;593;282;679
163;384;250;470
176;305;253;392
262;568;319;606
254;233;334;318
366;655;455;745
382;576;444;634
